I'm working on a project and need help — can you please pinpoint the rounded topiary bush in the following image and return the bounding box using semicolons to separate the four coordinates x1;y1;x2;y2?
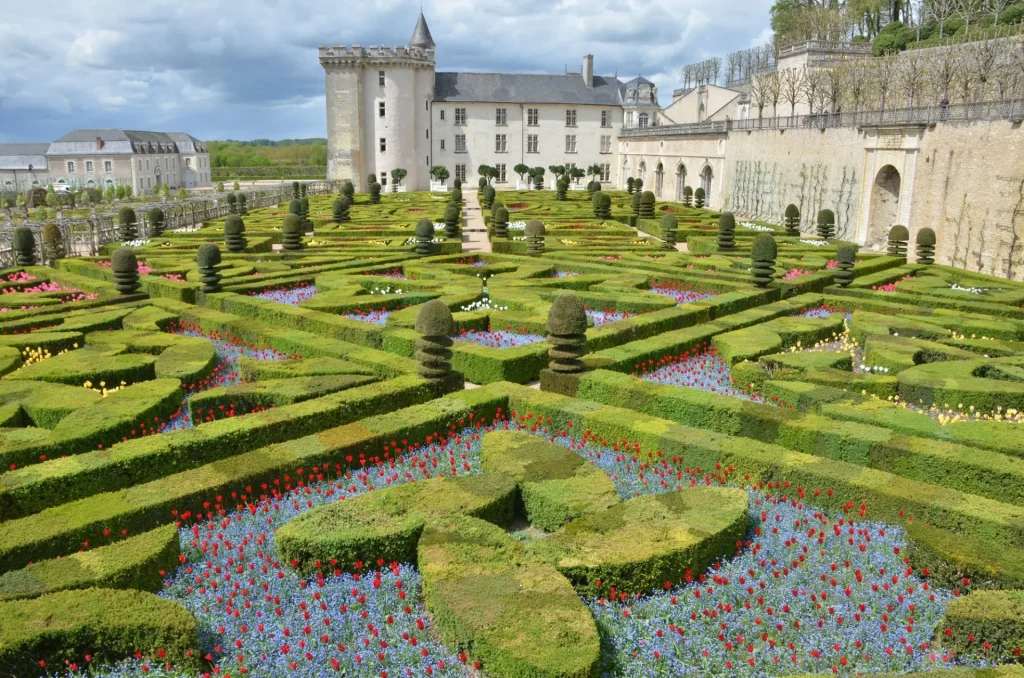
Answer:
300;197;311;228
835;242;857;287
146;208;165;237
42;223;63;263
639;191;656;218
634;178;644;193
332;197;350;223
525;219;545;256
223;215;247;253
682;186;693;207
292;181;301;199
816;209;836;240
196;244;222;293
784;204;800;236
592;190;605;219
299;182;307;198
490;201;504;219
13;226;37;267
414;299;455;380
444;202;460;239
237;192;248;215
694;187;705;208
481;184;496;209
453;178;462;191
342;181;354;201
117;207;138;241
597;194;611;220
750;233;777;288
660;213;678;249
288;199;302;218
916;227;936;265
478;177;488;190
282;213;304;250
717;212;736;250
225;193;237;214
111;247;140;294
546;293;588;374
887;224;910;257
493;206;510;239
451;188;463;205
626;177;635;194
556;180;568;201
369;182;381;204
631;191;642;216
415;219;435;256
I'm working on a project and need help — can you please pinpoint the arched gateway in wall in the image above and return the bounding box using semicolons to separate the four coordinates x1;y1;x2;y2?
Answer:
868;165;901;248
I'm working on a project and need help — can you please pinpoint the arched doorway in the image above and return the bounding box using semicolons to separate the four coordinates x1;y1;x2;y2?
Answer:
638;161;646;186
700;165;713;204
155;171;162;189
675;163;686;201
655;162;664;197
868;165;901;248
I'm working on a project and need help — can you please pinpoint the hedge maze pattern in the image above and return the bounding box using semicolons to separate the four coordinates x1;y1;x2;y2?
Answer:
0;184;1022;678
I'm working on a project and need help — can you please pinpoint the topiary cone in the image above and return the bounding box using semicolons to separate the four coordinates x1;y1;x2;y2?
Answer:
916;228;936;265
660;214;678;250
835;243;856;287
718;212;736;250
639;191;656;218
111;247;140;294
546;293;588;374
224;215;247;253
282;213;304;250
750;233;777;288
415;219;435;256
444;202;460;239
414;299;455;380
13;226;37;266
784;204;800;236
196;244;222;293
525;220;546;255
887;224;909;258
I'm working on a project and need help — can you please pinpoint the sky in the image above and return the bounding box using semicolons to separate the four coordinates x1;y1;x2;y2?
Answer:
0;0;774;143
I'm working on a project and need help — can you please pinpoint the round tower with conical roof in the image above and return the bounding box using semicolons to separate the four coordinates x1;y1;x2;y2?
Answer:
319;13;436;191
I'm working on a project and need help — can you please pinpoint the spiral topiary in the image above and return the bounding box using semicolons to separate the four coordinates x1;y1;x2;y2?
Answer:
237;193;248;215
556;179;568;201
634;178;644;193
332;197;350;223
660;213;678;250
916;228;936;265
887;224;909;257
717;212;736;250
414;299;455;380
282;213;304;250
415;219;435;256
493;206;510;239
451;188;463;205
42;223;63;263
481;184;495;209
694;187;705;208
490;201;504;219
226;193;237;214
146;208;165;236
300;197;312;230
13;226;37;266
816;209;836;240
597;193;612;220
117;207;138;241
369;182;381;204
682;186;693;207
196;244;222;293
546;293;588;374
750;233;777;288
111;247;140;294
444;202;460;239
784;204;800;236
291;181;300;200
631;191;642;216
626;177;635;194
835;243;856;287
224;215;247;253
525;219;545;255
639;191;656;218
299;182;307;199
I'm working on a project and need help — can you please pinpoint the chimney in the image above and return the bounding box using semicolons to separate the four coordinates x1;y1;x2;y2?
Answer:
582;54;594;88
95;136;103;150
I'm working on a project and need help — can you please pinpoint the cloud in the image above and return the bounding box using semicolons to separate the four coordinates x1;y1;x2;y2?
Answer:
1;0;772;141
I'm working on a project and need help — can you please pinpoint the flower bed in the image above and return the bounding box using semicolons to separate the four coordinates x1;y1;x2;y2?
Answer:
649;280;717;305
453;328;545;348
637;345;781;406
250;283;320;306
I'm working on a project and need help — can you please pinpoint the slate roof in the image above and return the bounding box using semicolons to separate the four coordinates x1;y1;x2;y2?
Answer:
47;129;207;155
0;143;50;170
433;72;624;106
409;12;435;49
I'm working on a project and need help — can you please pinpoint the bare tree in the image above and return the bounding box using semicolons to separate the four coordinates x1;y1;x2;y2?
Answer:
986;0;1012;27
992;54;1020;100
708;57;722;87
765;70;782;118
968;35;1001;101
844;61;870;111
749;74;769;120
929;0;956;38
927;45;960;101
803;68;825;114
954;49;974;101
781;68;805;116
873;53;899;110
726;51;740;84
824;65;846;112
955;0;983;35
898;51;928;107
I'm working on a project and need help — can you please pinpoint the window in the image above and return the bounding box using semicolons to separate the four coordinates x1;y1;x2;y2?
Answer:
147;177;151;188
496;164;507;183
455;164;467;182
104;160;112;172
185;158;191;168
380;138;387;152
600;135;612;153
495;134;507;153
164;158;168;169
626;112;634;127
638;113;649;128
426;129;429;138
440;139;445;151
527;108;539;126
440;109;445;121
527;134;539;153
146;160;150;170
426;101;429;111
454;108;467;125
138;178;143;190
381;173;387;186
379;101;386;117
455;134;467;153
566;109;577;127
601;110;611;127
565;134;577;153
426;156;430;166
495;107;506;125
138;160;142;171
85;160;93;172
67;161;75;173
600;163;611;182
379;71;385;86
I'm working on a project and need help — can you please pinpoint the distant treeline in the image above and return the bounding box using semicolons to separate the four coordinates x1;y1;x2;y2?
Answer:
207;139;328;168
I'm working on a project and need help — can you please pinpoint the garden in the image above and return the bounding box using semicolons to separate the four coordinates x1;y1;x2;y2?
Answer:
0;178;1022;678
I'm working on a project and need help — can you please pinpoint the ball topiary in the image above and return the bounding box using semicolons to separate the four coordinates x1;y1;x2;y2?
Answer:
816;209;836;240
196;244;222;293
224;215;247;253
590;180;601;196
282;213;304;250
225;193;238;214
598;193;612;220
444;202;460;239
481;184;496;209
784;204;800;236
332;197;350;223
626;177;635;194
414;299;456;380
694;187;705;208
835;242;857;287
556;179;568;201
478;177;488;190
451;188;463;205
146;208;165;236
13;226;37;266
525;219;546;255
660;213;678;249
639;191;656;218
490;201;504;218
631;191;642;216
42;223;64;263
111;247;140;294
369;182;381;204
634;178;644;193
288;199;302;218
342;181;354;201
887;224;910;257
916;228;936;265
546;293;588;374
415;219;435;256
750;233;777;288
493;206;510;239
237;193;248;215
117;207;138;241
453;178;462;191
717;212;736;250
682;185;693;207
